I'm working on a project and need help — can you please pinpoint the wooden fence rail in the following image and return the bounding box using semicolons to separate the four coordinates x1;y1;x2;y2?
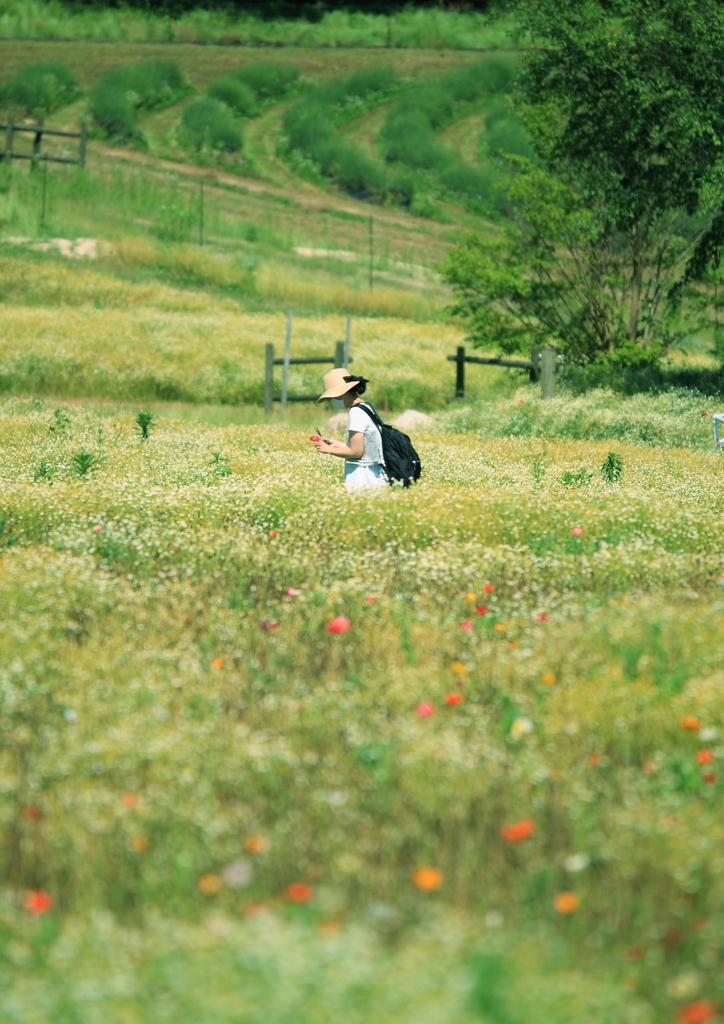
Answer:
447;345;557;399
264;340;353;412
3;117;87;169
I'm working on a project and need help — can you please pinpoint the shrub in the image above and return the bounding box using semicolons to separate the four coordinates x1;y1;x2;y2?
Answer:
485;101;536;160
180;97;242;153
281;67;396;198
232;61;299;99
90;59;191;142
207;75;257;118
0;61;78;115
381;56;520;210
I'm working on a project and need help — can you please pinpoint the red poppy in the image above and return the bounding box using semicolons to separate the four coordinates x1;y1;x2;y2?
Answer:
460;619;473;632
416;702;435;717
366;596;376;604
703;773;716;784
702;412;710;418
500;819;535;842
475;605;488;615
25;890;53;915
268;530;278;538
287;882;313;903
697;749;715;765
483;584;494;593
676;1000;718;1024
445;693;463;706
589;754;601;767
537;613;549;622
259;618;279;631
326;616;350;634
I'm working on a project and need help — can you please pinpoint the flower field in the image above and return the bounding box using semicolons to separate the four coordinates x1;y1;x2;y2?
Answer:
1;393;724;1022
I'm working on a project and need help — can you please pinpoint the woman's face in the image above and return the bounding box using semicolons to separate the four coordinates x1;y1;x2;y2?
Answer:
342;390;357;409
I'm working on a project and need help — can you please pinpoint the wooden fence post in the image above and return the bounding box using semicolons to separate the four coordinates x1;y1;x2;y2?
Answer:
334;340;345;368
264;343;274;414
79;121;87;168
31;117;44;172
281;310;293;412
541;347;556;399
455;345;465;398
4;114;13;166
530;345;541;383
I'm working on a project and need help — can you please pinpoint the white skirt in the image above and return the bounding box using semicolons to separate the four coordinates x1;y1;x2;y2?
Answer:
344;463;387;490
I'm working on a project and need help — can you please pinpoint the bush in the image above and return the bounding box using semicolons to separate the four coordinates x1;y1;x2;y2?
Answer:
380;56;519;210
90;59;191;142
180;97;242;153
207;75;257;117
281;67;396;198
232;61;300;99
485;101;536;160
0;61;78;115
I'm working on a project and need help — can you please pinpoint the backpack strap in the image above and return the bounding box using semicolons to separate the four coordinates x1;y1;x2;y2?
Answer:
353;401;385;430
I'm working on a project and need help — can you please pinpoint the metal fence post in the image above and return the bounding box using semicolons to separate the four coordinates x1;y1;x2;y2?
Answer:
264;343;274;414
281;310;293;412
343;313;351;367
455;345;465;398
541;347;556;399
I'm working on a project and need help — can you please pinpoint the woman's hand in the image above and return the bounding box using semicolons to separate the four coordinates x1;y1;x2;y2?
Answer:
314;438;345;454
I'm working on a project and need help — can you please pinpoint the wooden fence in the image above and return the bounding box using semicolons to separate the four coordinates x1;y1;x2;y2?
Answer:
448;345;557;399
3;117;87;168
264;312;353;412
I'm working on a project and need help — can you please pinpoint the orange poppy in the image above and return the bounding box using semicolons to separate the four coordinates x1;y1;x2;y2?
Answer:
500;819;535;842
697;749;715;765
25;890;54;915
676;1001;719;1024
680;716;702;731
121;792;139;809
541;672;556;686
198;873;222;895
412;867;443;891
130;835;148;852
22;805;42;821
554;891;580;914
211;658;224;670
245;836;269;854
287;882;313;903
588;754;601;766
445;693;463;705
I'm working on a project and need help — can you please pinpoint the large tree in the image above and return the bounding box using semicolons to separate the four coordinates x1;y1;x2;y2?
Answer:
441;0;724;366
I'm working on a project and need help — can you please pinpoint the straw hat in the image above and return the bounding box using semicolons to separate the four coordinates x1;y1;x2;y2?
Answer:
317;367;361;402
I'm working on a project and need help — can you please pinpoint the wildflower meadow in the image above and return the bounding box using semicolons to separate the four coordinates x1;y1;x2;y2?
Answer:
1;392;724;1023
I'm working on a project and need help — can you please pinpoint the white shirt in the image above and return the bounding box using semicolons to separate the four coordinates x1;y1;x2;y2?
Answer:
345;404;384;468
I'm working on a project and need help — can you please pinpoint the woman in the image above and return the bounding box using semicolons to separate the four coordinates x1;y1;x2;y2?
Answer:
313;368;387;490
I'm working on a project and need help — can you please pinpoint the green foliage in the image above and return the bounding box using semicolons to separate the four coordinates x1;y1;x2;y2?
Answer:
281;68;397;198
89;59;191;143
48;408;70;436
233;61;299;99
153;195;197;243
135;410;153;440
71;449;97;476
0;61;78;116
180;97;243;153
600;452;623;484
485;100;535;160
381;56;518;210
207;75;257;118
33;458;55;482
560;467;592;488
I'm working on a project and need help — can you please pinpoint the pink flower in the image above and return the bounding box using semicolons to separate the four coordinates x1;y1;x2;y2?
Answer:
416;703;435;717
572;527;584;536
366;596;376;604
460;619;473;632
327;616;350;634
537;613;549;622
287;588;301;597
94;525;103;533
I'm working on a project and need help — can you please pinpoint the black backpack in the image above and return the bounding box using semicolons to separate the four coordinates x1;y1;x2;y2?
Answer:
355;402;422;488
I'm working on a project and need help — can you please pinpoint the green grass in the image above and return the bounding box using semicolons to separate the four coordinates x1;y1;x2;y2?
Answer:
0;1;525;50
89;58;192;144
